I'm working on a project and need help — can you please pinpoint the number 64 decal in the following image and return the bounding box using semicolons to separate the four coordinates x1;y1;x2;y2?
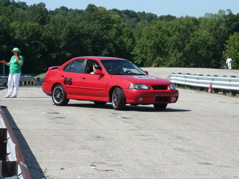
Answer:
64;77;73;85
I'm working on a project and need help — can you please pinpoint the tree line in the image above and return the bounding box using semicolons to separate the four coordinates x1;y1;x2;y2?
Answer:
0;0;239;74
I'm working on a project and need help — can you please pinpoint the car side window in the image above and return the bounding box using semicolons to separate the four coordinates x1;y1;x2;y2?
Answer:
85;60;101;74
64;59;84;73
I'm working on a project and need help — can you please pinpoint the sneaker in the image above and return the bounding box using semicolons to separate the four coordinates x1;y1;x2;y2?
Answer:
10;95;17;98
4;95;10;98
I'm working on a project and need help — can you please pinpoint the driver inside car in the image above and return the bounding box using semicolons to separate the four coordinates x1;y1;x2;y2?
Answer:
90;63;101;74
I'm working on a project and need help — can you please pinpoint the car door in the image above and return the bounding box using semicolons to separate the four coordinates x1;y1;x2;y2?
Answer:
79;59;108;100
60;58;85;97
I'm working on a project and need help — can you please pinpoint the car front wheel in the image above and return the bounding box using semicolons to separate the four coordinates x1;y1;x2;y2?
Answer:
154;104;167;111
112;87;126;110
52;84;69;106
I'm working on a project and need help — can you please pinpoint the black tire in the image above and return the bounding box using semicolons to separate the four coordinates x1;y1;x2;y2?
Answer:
154;104;167;111
52;84;69;106
112;87;126;110
93;101;107;106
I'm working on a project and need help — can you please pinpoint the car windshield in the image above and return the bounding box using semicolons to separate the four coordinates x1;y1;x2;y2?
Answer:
101;60;146;75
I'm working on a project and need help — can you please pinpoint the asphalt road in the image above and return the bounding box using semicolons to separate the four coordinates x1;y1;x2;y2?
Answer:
0;67;239;179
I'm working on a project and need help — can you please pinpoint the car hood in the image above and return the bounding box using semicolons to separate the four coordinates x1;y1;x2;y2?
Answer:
110;75;172;85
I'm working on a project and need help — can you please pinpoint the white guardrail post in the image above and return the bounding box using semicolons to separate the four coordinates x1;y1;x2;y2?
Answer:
168;73;239;96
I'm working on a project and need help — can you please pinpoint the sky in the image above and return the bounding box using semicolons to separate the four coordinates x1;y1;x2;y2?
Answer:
18;0;239;18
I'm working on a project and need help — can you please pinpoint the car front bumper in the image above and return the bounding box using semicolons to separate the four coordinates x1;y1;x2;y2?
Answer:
124;89;179;104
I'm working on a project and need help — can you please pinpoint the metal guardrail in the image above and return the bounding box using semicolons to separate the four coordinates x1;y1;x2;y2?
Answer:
0;76;40;86
168;73;239;95
0;107;32;178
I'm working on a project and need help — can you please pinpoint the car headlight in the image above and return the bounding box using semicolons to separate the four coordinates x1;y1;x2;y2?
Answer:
129;84;150;90
169;84;176;90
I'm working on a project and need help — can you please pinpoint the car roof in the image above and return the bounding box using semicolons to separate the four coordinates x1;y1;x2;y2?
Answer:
78;56;127;61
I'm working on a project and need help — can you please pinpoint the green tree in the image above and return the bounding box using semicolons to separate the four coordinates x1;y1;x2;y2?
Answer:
0;16;13;59
223;32;239;69
27;3;49;25
185;29;216;67
133;17;198;67
199;10;231;68
1;0;239;73
10;22;47;73
80;4;133;58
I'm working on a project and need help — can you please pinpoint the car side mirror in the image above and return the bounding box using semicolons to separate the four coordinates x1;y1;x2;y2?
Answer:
144;71;148;75
94;69;103;75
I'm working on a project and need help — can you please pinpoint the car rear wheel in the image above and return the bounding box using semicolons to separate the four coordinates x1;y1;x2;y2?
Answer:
154;104;167;111
93;101;107;106
112;87;126;110
52;84;69;106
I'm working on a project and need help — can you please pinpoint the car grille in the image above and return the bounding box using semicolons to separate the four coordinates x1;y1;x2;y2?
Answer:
152;85;168;90
155;97;169;102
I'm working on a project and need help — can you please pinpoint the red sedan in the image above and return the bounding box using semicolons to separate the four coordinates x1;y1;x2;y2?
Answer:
42;56;179;110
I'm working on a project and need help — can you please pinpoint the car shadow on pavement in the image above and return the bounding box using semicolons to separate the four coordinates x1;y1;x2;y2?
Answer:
2;106;46;179
127;106;191;112
67;103;191;112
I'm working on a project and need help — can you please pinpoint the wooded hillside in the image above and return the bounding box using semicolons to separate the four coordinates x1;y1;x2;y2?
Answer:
0;0;239;74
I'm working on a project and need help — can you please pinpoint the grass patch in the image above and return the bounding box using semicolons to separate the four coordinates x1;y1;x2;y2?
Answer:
34;73;46;78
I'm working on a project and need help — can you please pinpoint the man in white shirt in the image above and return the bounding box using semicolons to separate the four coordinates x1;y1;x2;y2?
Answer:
226;57;232;70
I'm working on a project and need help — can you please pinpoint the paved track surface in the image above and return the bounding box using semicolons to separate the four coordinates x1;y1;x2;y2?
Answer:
0;68;239;179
